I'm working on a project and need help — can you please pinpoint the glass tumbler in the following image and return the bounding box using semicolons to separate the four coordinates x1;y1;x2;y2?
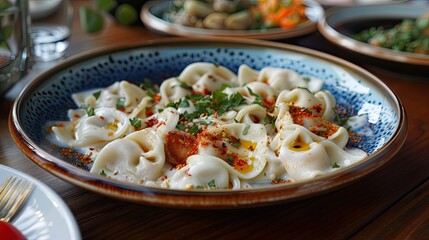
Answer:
29;0;73;62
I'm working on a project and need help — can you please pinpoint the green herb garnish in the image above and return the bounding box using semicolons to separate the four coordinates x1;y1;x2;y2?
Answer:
129;118;142;128
243;124;250;135
116;98;125;109
81;104;95;116
207;179;216;189
247;87;263;106
92;90;101;99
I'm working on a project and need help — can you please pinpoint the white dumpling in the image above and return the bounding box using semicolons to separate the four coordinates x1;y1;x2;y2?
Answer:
168;156;232;190
235;104;266;124
197;123;268;179
178;62;238;93
159;77;192;107
275;88;336;120
278;127;332;181
128;96;153;119
258;67;322;92
237;64;259;86
146;107;180;137
90;128;165;183
52;107;131;147
277;125;367;181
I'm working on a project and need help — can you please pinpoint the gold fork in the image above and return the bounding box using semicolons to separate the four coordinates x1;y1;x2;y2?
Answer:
0;176;34;223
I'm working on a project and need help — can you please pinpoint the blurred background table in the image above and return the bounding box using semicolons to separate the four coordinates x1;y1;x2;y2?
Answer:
1;1;429;239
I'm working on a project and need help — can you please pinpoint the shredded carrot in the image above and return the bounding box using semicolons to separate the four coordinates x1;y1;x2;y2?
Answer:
257;0;306;29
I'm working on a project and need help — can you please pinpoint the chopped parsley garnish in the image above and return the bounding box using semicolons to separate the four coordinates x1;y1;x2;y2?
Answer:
264;115;276;127
80;104;95;116
225;135;241;148
226;156;234;165
207;179;216;189
139;78;159;98
100;170;107;176
187;123;200;134
333;108;349;126
116;98;125;109
167;88;248;133
243;124;250;135
176;80;193;90
92;90;101;99
129;118;142;128
178;98;190;108
247;87;262;105
332;162;340;168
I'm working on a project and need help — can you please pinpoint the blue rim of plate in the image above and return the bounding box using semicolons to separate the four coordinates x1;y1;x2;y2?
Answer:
141;0;324;40
318;4;429;66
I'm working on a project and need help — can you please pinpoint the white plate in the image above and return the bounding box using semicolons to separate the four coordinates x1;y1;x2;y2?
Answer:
0;164;81;240
318;4;429;66
315;0;407;7
141;0;324;40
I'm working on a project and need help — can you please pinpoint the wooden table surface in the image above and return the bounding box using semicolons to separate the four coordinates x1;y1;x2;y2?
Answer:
1;1;429;239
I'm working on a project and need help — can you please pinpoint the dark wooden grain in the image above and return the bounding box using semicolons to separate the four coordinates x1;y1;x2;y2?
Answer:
1;1;428;239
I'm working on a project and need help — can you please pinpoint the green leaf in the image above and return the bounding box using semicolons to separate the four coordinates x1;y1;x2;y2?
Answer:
115;3;137;25
178;98;190;108
247;87;262;105
93;0;116;11
80;6;105;33
116;98;125;109
129;118;142;128
99;170;107;176
92;90;101;99
187;123;199;134
207;179;216;189
80;104;95;116
242;124;250;135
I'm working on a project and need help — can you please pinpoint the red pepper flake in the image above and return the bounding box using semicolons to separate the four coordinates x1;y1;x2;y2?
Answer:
271;179;291;184
145;118;159;127
73;114;81;119
99;115;105;120
236;159;247;166
311;103;323;114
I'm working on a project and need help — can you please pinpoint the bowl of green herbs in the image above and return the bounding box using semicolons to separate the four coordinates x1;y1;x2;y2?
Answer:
318;4;429;66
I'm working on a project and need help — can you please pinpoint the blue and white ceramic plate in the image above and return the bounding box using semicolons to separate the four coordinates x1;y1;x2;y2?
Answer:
318;3;429;66
10;38;407;208
0;164;81;240
141;0;324;40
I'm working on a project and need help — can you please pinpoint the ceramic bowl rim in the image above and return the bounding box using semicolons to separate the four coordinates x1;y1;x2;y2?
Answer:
318;4;429;66
140;0;324;40
9;37;407;208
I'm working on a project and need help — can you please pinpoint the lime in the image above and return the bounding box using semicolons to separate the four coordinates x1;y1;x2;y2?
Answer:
115;3;137;26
